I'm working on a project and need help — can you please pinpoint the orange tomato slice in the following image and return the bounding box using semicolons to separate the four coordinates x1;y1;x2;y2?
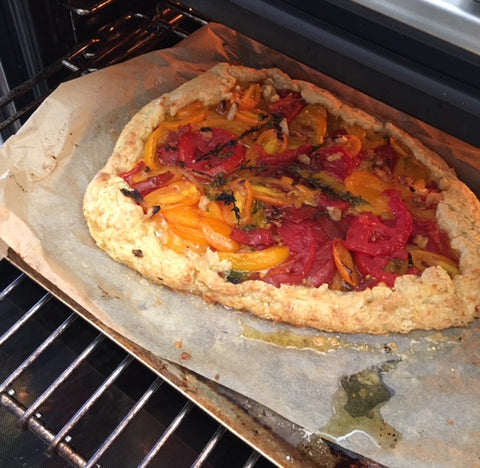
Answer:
162;205;201;228
218;246;290;271
163;100;208;130
332;239;358;287
235;109;267;126
169;223;209;246
201;200;225;221
233;83;262;110
336;134;362;157
143;180;201;208
164;229;207;254
344;124;386;150
198;217;241;252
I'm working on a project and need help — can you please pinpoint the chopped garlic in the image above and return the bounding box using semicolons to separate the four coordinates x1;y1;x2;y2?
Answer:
226;102;238;120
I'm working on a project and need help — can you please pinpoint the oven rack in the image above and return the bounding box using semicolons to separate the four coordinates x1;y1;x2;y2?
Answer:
0;257;278;468
0;0;207;140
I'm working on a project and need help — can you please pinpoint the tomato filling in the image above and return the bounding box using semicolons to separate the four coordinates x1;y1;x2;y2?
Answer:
119;80;459;291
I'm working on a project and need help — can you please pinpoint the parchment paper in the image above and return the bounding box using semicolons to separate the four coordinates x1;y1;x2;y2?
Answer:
1;23;479;468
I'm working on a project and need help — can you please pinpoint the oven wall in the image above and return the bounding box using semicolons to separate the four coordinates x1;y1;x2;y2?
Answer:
182;0;480;148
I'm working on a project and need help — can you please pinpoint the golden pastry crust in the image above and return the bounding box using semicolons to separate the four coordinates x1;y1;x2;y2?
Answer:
83;63;480;334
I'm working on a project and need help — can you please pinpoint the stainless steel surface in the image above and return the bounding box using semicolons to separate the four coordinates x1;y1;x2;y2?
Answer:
350;0;480;55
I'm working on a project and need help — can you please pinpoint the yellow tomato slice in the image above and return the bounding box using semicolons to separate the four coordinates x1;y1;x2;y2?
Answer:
193;118;250;136
290;183;318;207
332;239;358;287
143;180;201;208
393;154;431;183
287;135;308;150
144;124;168;170
310;170;346;194
220;179;255;226
198;218;241;252
218;246;290;272
409;249;460;277
235;179;254;221
250;184;291;207
256;129;288;155
290;103;327;145
344;170;392;217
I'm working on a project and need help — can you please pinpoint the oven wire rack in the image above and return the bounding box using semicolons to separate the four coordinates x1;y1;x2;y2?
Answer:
0;257;277;467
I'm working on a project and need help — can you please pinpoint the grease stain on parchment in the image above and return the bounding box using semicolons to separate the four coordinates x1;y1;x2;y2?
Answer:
240;323;380;354
320;361;401;449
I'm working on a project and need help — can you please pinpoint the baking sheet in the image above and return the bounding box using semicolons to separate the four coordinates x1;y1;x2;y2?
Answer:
1;23;479;468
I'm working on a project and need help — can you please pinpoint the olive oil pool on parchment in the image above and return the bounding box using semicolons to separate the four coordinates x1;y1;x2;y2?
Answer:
320;361;401;449
240;324;401;448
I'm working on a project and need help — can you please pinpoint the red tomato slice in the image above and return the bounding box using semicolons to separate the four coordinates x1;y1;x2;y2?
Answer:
309;215;352;242
278;221;315;257
281;205;320;223
307;241;336;287
345;190;412;256
311;146;359;182
355;245;414;288
268;90;306;122
354;252;411;288
255;142;312;167
372;144;399;170
130;171;174;197
230;226;275;250
410;217;458;260
263;221;316;286
262;256;306;286
156;127;190;166
119;161;146;184
177;126;245;176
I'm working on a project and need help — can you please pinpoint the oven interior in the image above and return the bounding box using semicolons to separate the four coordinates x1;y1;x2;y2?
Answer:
0;1;386;467
1;0;479;467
